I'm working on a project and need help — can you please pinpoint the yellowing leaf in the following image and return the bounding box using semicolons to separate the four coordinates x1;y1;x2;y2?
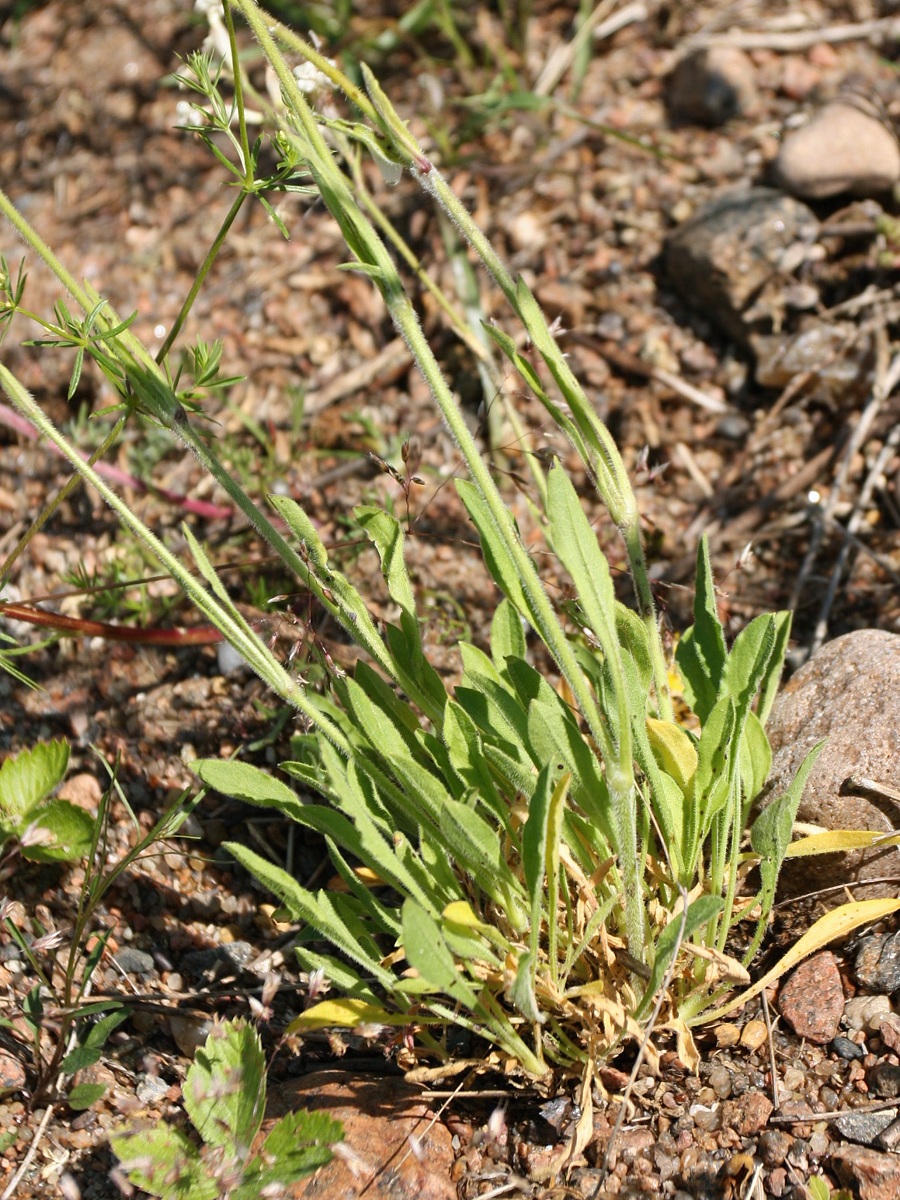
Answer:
696;897;900;1024
646;718;698;794
668;1017;701;1073
786;830;900;857
442;900;485;929
288;998;410;1032
353;866;385;885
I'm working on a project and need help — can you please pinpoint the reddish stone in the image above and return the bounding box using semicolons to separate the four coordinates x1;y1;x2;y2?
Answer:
831;1145;900;1200
262;1070;455;1200
778;951;844;1043
720;1090;773;1137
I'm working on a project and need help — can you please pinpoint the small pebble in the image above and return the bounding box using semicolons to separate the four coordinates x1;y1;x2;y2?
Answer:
135;1074;170;1106
775;100;900;199
844;995;892;1033
112;948;156;977
833;1035;866;1060
741;1019;768;1050
690;1103;721;1132
708;1064;732;1099
714;1022;741;1048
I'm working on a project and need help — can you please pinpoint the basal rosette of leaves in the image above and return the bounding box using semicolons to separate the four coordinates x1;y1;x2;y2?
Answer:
1;0;898;1094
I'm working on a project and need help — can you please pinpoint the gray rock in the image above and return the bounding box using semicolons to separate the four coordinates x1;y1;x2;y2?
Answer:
832;1035;865;1060
834;1108;898;1146
180;940;258;980
775;100;900;199
112;947;156;976
856;931;900;994
664;188;819;342
758;629;900;900
668;46;759;127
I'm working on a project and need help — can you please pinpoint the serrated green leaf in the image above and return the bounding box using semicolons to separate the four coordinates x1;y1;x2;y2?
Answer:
235;1109;341;1197
110;1123;215;1200
0;739;69;829
21;799;94;863
183;1020;265;1154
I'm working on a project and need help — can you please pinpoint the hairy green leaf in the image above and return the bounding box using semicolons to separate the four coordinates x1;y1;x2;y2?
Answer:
183;1020;265;1154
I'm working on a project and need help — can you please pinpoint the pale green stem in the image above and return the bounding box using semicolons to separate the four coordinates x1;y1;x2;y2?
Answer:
0;363;354;753
717;780;743;953
156;191;248;364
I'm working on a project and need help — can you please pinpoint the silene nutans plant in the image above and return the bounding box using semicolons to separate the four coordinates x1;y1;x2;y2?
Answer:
0;0;895;1127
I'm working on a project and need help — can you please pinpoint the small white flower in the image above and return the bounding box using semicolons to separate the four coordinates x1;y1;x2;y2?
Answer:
195;0;231;64
293;59;335;98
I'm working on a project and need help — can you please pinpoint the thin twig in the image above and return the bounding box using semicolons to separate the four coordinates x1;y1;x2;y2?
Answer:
589;337;730;413
809;417;900;653
534;1;648;98
760;990;781;1110
788;336;900;620
379;1072;474;1185
685;15;900;53
769;1097;900;1124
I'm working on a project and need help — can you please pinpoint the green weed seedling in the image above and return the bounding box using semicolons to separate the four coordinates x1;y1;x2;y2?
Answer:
0;739;94;866
110;1019;342;1200
0;748;205;1110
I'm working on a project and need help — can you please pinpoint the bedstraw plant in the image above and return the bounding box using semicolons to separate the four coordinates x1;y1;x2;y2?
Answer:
1;0;897;1108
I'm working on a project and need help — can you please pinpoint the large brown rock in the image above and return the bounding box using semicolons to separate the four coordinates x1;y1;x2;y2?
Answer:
667;45;759;127
262;1070;456;1200
759;629;900;900
663;188;819;343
